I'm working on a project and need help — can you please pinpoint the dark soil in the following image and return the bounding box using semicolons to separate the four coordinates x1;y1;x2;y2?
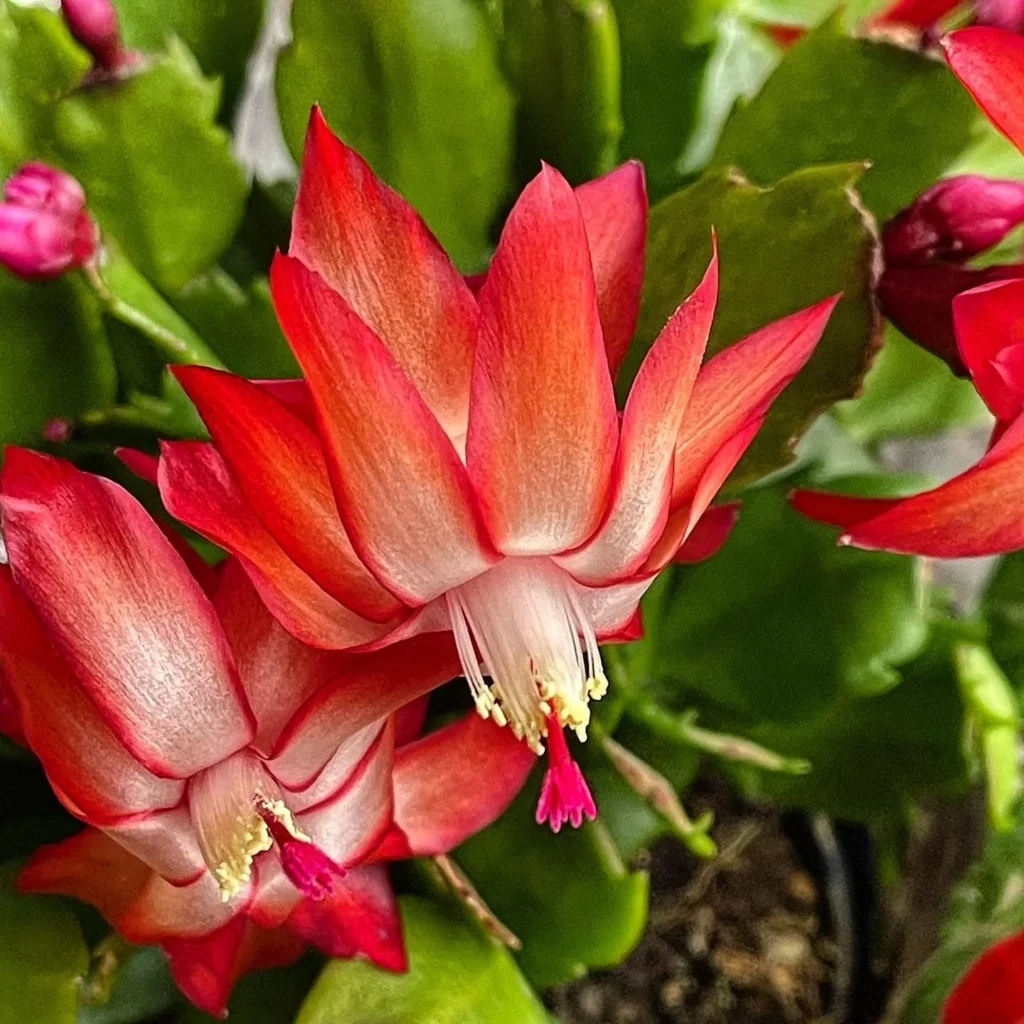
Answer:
548;784;839;1024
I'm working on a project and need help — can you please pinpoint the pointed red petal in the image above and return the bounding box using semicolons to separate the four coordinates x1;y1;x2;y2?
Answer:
671;297;838;508
287;864;406;971
292;107;478;442
174;366;402;622
468;164;618;555
163;913;249;1018
575;161;648;375
271;253;496;604
384;712;534;857
839;415;1024;555
673;501;742;564
18;829;152;925
561;247;718;583
789;489;904;530
944;28;1024;154
158;441;392;650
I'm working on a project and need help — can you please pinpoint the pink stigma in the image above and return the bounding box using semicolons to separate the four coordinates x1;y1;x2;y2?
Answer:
256;804;343;901
535;715;597;833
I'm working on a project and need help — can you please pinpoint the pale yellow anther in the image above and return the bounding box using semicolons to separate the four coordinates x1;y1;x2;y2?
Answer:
491;704;507;727
213;811;271;902
588;672;609;700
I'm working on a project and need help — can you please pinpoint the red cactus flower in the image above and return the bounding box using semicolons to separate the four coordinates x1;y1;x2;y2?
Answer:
0;449;531;1015
942;929;1024;1023
158;107;838;832
793;27;1024;557
0;164;97;279
60;0;136;73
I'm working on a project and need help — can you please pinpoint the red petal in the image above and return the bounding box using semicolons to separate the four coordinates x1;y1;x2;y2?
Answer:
0;665;25;746
840;414;1024;555
673;501;742;564
18;829;152;925
468;165;619;555
954;278;1024;422
118;870;245;944
212;558;353;755
163;913;248;1018
394;696;430;747
115;447;158;484
174;366;402;622
560;247;718;583
944;28;1024;154
158;441;392;650
291;107;478;443
789;489;904;530
383;712;534;857
252;378;317;428
942;929;1024;1024
671;296;839;507
271;253;496;604
871;0;959;27
575;161;648;375
0;565;185;820
287;864;406;971
267;633;459;789
1;450;254;777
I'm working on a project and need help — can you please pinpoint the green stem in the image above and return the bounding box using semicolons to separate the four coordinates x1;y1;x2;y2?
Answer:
82;261;224;368
632;700;812;775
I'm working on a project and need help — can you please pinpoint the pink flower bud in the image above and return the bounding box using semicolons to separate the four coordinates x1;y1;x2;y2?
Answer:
60;0;129;71
5;162;86;220
884;175;1024;265
0;164;97;279
976;0;1024;31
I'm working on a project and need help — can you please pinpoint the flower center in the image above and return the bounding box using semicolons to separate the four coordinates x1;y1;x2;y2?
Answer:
189;752;342;902
446;557;607;755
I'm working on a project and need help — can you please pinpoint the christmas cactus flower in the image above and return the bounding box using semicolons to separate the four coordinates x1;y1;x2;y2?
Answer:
0;449;531;1015
793;26;1024;556
159;107;839;832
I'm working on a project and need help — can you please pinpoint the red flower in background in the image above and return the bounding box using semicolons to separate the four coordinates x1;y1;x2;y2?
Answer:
793;27;1024;557
0;449;530;1016
60;0;138;75
159;108;838;832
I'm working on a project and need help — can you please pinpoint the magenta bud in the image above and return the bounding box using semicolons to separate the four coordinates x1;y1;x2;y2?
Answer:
0;164;97;279
42;418;74;443
884;175;1024;266
5;163;86;219
60;0;128;70
976;0;1024;31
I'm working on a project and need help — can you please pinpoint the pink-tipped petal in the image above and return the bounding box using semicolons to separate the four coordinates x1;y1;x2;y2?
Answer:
18;829;152;926
944;28;1024;154
839;414;1024;555
671;296;840;508
953;278;1024;422
574;574;658;639
158;441;392;651
575;161;648;375
383;712;534;857
0;450;253;777
286;864;405;971
560;247;718;584
0;567;185;820
468;165;619;555
282;721;385;811
212;559;351;755
174;366;401;622
271;254;496;605
291;108;478;442
104;806;205;887
267;634;460;790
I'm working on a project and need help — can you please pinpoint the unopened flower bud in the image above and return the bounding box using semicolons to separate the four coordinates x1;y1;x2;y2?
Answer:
61;0;133;72
0;164;97;279
884;175;1024;265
